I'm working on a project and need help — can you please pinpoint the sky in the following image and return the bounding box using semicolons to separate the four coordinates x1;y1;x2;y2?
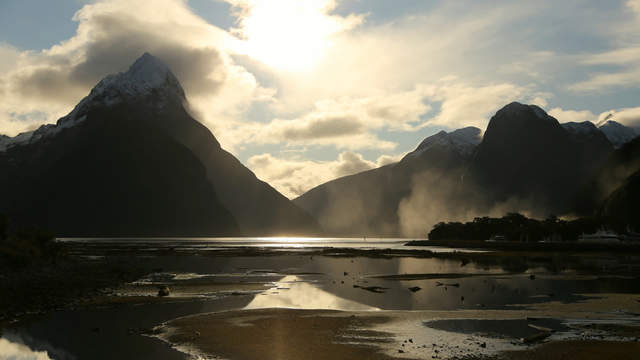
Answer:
1;0;640;198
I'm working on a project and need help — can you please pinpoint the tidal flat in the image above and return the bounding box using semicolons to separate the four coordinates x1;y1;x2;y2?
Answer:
1;238;639;359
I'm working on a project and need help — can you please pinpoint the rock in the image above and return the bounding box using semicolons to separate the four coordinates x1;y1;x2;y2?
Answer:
480;342;486;348
157;285;170;297
408;286;422;292
344;272;349;276
521;332;551;344
356;286;388;293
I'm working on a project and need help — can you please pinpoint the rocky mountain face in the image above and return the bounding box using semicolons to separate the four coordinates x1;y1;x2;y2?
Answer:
565;121;615;174
600;169;640;231
0;53;319;236
575;136;640;219
467;103;617;215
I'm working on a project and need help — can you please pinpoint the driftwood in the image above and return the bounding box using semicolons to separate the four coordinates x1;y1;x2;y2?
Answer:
520;331;551;344
527;324;554;333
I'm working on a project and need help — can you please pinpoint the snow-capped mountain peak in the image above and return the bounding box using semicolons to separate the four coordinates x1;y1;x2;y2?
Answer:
598;120;638;148
408;126;482;159
0;53;185;152
89;52;185;103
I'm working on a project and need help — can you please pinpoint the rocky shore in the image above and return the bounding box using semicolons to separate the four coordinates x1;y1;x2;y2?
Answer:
0;256;148;324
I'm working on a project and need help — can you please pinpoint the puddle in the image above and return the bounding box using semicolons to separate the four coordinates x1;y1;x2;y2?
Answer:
425;318;569;340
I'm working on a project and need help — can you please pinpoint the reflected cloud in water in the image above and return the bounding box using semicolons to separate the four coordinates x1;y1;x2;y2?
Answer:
245;275;379;311
0;336;52;360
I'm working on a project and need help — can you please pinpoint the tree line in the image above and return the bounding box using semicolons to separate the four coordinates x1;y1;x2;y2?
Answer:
428;213;616;242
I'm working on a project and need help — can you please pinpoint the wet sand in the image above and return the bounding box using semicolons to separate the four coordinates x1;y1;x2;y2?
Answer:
154;292;640;360
158;309;405;360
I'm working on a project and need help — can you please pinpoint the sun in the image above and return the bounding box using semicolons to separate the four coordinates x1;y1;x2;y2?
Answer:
230;0;363;72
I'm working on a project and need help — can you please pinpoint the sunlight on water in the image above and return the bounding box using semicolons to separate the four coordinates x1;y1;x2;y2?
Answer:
57;237;420;250
244;275;379;311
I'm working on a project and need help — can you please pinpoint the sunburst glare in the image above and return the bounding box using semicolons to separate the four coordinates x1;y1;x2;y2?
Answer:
229;0;363;71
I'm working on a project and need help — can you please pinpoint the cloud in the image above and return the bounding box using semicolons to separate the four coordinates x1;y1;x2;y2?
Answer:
545;105;640;129
267;115;363;141
376;153;404;167
419;81;540;129
252;86;433;150
257;0;553;116
225;0;364;71
627;0;640;16
569;68;640;92
548;108;597;123
597;106;640;129
568;1;640;92
0;43;21;73
252;79;546;151
248;151;400;198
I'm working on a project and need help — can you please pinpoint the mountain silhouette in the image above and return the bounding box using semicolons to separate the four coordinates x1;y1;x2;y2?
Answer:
0;53;319;236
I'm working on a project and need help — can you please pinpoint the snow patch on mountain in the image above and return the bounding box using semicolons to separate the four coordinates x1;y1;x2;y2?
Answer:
0;53;184;152
561;121;600;135
408;126;482;158
598;120;638;148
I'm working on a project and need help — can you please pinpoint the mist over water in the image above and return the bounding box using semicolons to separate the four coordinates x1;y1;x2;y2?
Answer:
397;169;549;238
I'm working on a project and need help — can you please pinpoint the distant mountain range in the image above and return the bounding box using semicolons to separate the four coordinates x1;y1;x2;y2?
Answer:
0;53;319;237
1;53;638;237
295;103;640;236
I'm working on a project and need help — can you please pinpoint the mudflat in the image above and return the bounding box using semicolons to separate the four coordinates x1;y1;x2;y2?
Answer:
2;239;640;360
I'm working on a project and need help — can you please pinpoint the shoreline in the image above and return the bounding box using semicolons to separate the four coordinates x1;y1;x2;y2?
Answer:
406;240;640;252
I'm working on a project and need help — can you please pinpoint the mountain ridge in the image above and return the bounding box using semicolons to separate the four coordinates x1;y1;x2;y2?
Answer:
296;102;637;236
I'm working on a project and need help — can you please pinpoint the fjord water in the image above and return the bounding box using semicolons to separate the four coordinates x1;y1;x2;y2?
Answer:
58;237;417;250
3;238;640;359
